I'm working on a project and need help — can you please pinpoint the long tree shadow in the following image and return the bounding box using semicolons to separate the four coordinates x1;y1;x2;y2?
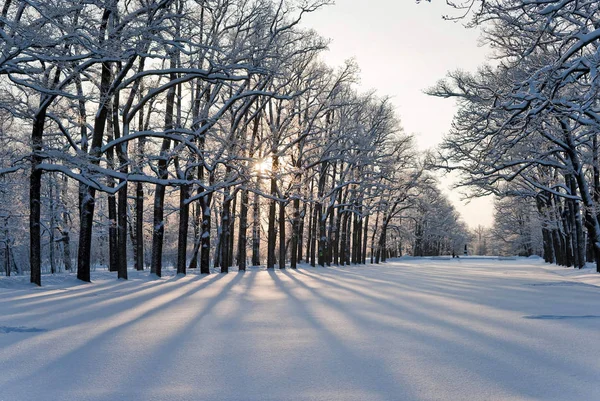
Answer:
1;273;213;344
119;270;255;398
7;271;249;401
2;263;598;400
282;268;596;399
267;269;418;400
0;272;227;382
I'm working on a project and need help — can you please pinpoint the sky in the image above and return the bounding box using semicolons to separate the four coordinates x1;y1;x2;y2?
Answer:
300;0;494;229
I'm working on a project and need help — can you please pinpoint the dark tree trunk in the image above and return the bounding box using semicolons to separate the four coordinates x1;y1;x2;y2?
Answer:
30;112;44;286
376;212;390;264
297;202;306;264
188;203;201;270
362;214;369;264
150;181;167;277
30;66;60;284
317;212;327;266
562;122;600;272
134;103;146;271
325;162;338;267
220;188;232;273
108;192;118;271
306;202;313;264
290;196;300;269
177;184;190;275
60;174;73;271
267;193;276;269
199;170;214;275
150;56;176;277
267;156;279;269
326;203;334;267
48;179;58;273
316;162;328;267
339;210;348;266
345;211;353;265
310;200;317;267
200;197;212;274
112;94;128;280
237;188;249;270
279;199;286;269
77;4;117;283
251;186;261;266
318;205;327;267
135;182;144;270
228;190;236;269
378;223;387;263
567;177;585;268
107;122;118;272
371;208;380;264
187;182;203;271
117;183;128;278
536;194;555;263
332;187;345;265
353;209;362;264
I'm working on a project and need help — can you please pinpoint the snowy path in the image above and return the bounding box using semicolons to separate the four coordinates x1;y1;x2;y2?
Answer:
1;259;599;401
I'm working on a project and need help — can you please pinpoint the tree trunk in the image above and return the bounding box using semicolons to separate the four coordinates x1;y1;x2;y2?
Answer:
564;127;600;272
345;211;353;264
77;5;116;283
379;223;388;263
107;99;118;273
361;213;369;264
306;202;313;264
135;182;144;270
371;208;380;264
332;188;344;265
48;178;56;274
316;162;328;267
353;208;362;264
115;143;128;277
237;188;249;270
251;186;261;266
220;189;231;273
297;202;306;264
199;172;214;275
267;156;278;269
228;190;237;269
177;184;190;275
134;104;146;271
340;210;349;266
290;196;300;269
150;56;177;277
188;204;201;270
30;102;47;286
279;199;286;269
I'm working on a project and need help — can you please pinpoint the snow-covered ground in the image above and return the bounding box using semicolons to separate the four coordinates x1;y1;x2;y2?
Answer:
1;258;599;401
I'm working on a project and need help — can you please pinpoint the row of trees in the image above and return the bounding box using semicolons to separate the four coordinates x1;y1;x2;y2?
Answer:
430;0;600;271
0;0;468;285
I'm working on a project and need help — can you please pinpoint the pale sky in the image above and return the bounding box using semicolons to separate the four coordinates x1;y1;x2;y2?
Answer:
300;0;494;229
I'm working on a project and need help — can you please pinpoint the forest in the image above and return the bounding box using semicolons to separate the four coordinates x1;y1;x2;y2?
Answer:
428;0;600;271
0;0;599;286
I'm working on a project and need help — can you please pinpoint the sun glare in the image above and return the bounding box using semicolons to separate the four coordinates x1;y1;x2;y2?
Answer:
255;158;272;173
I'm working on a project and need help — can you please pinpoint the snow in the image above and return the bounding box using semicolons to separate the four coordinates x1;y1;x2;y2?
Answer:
1;258;599;401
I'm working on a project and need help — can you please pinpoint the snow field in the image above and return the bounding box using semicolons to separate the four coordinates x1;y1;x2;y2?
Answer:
1;258;599;401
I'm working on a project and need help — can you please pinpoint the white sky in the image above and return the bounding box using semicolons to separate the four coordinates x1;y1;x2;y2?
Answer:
300;0;494;229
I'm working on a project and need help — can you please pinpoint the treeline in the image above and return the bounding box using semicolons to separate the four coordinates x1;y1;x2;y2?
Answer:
0;0;468;285
430;0;600;271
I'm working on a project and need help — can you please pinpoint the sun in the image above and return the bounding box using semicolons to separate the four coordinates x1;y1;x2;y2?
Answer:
255;158;272;173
